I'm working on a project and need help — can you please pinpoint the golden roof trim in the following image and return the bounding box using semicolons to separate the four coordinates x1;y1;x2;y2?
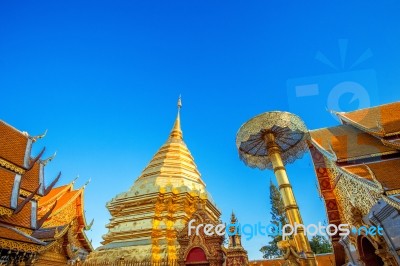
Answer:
382;195;400;211
0;206;13;217
386;189;400;196
0;157;26;174
78;187;93;234
15;226;32;235
335;164;383;194
79;226;94;251
20;189;41;200
381;138;400;149
0;238;42;252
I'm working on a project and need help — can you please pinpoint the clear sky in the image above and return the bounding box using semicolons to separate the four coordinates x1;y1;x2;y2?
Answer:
1;0;399;260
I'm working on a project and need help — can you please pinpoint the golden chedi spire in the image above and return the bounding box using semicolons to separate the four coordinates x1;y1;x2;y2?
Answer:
87;97;220;264
169;96;183;140
135;96;205;190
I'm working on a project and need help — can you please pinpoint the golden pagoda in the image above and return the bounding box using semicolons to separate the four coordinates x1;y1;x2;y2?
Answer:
85;98;221;264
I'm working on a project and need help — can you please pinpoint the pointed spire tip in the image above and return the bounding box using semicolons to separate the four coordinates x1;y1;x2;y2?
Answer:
169;96;183;140
177;95;182;109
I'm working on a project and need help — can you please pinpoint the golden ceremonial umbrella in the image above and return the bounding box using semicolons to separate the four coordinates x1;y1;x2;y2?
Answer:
236;111;317;266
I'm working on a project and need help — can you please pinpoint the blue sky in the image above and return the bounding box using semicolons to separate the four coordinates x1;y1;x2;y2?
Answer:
1;0;400;260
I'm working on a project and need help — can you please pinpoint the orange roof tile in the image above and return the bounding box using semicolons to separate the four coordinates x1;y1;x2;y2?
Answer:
0;120;31;169
52;190;80;214
39;184;71;206
310;125;398;162
0;224;44;245
0;168;16;209
342;158;400;190
337;102;400;137
39;189;81;221
0;198;33;229
21;160;42;193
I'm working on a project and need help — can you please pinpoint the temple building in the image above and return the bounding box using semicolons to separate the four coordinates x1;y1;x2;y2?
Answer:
308;102;400;265
0;120;93;265
84;99;249;265
5;98;398;265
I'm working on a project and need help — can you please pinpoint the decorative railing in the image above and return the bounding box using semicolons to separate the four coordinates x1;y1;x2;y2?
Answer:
82;259;179;266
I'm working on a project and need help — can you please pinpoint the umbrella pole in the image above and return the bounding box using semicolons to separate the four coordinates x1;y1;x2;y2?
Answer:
265;132;317;266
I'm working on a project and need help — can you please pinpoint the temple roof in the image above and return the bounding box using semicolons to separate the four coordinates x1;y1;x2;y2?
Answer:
0;120;32;170
335;102;400;137
342;158;400;191
20;160;43;194
0;167;15;210
309;102;400;211
0;198;34;229
38;180;93;252
310;124;397;163
31;225;66;241
39;184;72;206
134;97;206;190
39;180;85;223
0;224;45;245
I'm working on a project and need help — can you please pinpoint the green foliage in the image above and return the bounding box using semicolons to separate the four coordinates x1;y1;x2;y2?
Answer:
260;181;288;259
260;181;333;258
309;234;333;254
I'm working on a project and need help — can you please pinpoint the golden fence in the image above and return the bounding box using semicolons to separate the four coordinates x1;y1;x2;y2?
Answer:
83;259;179;266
